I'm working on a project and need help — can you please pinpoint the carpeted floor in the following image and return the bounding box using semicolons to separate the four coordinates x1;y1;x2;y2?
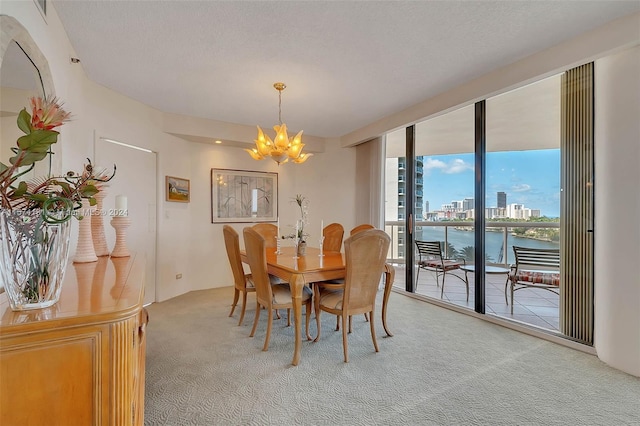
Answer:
144;287;640;425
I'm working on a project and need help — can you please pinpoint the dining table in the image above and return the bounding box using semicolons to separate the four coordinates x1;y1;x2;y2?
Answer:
240;245;395;366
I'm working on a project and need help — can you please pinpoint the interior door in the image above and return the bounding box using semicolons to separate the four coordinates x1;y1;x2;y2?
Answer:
95;136;157;304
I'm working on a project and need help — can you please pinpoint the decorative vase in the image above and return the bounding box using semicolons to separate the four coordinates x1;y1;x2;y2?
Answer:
0;208;72;311
297;241;307;256
73;199;98;263
91;188;110;256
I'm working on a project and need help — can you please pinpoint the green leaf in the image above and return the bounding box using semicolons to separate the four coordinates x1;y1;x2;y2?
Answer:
28;194;49;203
17;108;32;134
12;181;28;197
17;130;58;151
81;185;99;198
11;150;48;167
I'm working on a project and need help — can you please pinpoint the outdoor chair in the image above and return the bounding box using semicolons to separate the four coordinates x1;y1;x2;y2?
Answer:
415;240;468;301
508;246;560;314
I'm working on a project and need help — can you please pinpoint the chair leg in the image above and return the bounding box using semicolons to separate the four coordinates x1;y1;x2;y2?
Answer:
504;277;510;305
416;267;420;290
342;313;349;363
441;272;446;299
348;315;353;334
237;291;248;326
364;313;369;322
464;274;469;302
369;309;379;353
249;301;261;337
286;308;291;327
510;282;515;315
335;315;340;331
229;289;240;317
305;301;312;341
314;286;322;342
263;307;273;351
275;309;281;319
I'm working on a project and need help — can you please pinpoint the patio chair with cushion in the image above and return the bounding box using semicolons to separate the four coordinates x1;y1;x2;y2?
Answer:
415;240;468;301
507;246;560;314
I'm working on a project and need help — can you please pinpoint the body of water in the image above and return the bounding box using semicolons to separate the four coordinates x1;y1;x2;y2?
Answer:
417;226;559;264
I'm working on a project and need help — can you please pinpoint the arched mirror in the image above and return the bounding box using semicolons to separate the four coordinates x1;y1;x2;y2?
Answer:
0;15;58;177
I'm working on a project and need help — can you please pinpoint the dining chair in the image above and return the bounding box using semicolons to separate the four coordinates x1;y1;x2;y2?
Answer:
243;227;313;351
252;223;279;248
350;223;375;236
313;229;390;362
223;225;256;326
323;223;344;252
334;223;376;331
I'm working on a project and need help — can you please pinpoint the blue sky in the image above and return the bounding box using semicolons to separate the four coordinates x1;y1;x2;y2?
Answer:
422;149;560;218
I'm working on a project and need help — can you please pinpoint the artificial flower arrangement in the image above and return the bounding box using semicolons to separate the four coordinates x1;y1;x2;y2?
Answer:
0;96;115;310
281;194;309;244
0;96;115;221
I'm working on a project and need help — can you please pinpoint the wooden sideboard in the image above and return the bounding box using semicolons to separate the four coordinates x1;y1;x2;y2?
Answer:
0;253;147;425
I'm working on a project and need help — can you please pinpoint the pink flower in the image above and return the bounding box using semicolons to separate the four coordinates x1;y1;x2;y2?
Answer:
30;96;71;131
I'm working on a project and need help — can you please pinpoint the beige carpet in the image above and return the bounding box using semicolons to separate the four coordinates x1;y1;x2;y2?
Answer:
144;287;640;425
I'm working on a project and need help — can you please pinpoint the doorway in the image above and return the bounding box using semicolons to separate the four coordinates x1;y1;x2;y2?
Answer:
94;135;157;305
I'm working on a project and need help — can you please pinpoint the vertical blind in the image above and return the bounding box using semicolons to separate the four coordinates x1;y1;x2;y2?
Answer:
560;62;594;345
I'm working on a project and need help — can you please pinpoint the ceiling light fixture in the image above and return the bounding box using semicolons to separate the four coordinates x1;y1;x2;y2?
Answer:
245;82;312;165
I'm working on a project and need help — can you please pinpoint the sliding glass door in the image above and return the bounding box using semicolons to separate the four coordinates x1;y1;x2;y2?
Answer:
383;64;594;344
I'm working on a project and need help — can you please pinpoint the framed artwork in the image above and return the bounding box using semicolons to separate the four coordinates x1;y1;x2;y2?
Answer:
211;168;278;223
166;176;190;203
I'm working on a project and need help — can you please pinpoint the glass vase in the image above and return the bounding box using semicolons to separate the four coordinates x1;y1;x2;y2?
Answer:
0;208;72;311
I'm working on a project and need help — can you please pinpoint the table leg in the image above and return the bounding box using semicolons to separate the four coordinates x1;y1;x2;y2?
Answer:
289;273;305;366
382;264;395;337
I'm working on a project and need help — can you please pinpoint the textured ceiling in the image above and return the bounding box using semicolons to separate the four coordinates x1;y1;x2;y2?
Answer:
51;1;640;138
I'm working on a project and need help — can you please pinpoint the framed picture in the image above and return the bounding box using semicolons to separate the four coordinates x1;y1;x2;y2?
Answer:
166;176;190;203
211;168;278;223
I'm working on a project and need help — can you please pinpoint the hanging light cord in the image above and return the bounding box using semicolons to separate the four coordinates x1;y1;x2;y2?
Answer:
278;89;283;125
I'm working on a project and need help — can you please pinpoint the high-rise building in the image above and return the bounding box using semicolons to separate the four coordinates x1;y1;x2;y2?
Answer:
385;156;425;257
497;191;507;208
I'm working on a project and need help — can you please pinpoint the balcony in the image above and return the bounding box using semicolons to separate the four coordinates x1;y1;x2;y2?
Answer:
385;220;561;332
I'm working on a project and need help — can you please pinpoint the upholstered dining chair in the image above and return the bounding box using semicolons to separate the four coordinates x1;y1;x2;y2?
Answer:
313;229;390;362
350;223;375;236
323;223;344;252
334;223;376;331
223;225;256;326
243;227;313;351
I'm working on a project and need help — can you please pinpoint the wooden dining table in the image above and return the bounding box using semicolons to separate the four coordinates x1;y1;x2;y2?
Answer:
240;245;395;366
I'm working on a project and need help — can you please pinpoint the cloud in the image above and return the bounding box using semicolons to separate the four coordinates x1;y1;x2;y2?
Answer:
424;158;473;174
511;184;531;192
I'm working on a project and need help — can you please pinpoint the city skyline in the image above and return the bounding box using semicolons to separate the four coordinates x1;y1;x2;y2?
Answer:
421;149;561;218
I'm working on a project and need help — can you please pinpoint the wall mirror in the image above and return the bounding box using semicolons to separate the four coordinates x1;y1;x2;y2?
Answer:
1;15;58;178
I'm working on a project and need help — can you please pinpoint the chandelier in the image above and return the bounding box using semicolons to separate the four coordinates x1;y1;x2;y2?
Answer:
245;82;312;165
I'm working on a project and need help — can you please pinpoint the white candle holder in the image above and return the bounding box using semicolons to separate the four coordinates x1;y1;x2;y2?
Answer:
318;236;325;257
275;236;282;254
73;199;98;263
110;215;131;257
91;189;110;256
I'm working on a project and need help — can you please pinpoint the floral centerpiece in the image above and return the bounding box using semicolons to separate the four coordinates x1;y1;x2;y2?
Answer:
281;194;309;254
0;96;115;310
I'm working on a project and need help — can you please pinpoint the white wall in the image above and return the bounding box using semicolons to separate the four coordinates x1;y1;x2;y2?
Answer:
0;2;357;303
594;45;640;377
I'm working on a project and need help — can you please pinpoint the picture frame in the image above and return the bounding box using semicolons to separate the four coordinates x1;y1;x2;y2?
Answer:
211;168;278;223
166;176;190;203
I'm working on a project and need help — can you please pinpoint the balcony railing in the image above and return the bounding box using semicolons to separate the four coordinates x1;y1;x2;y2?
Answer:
385;220;560;265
